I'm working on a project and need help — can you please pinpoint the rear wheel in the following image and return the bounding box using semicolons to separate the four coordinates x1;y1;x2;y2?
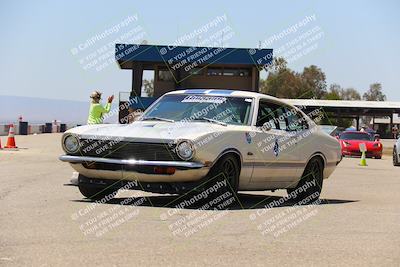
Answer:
287;157;324;205
393;146;400;166
78;174;118;201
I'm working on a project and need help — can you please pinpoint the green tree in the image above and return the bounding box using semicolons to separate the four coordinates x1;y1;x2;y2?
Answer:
259;57;303;98
300;65;327;99
259;57;362;128
363;83;386;101
321;84;358;128
326;83;342;99
260;59;328;99
325;87;341;100
326;84;361;100
143;79;154;97
341;87;361;100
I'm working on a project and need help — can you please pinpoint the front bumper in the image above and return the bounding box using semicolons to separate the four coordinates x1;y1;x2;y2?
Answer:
342;149;382;157
59;155;209;182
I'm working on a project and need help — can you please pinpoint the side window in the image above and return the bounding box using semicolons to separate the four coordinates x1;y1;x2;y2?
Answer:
273;106;287;130
256;100;309;131
158;67;174;81
256;101;277;129
285;106;309;131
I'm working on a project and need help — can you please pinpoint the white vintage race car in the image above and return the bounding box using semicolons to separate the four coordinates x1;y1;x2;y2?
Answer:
60;89;341;203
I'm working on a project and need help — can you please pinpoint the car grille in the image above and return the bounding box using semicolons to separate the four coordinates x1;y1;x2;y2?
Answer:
70;139;181;161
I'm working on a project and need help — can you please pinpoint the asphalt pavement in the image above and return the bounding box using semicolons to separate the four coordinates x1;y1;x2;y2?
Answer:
0;134;399;266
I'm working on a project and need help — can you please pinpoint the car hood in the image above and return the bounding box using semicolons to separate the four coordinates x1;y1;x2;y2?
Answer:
340;139;381;148
67;121;226;143
341;139;375;144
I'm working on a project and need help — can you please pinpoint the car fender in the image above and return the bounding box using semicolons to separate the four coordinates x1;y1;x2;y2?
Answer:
211;148;243;168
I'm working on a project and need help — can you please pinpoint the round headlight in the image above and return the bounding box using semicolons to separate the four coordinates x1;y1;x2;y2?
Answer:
63;134;80;153
176;140;195;160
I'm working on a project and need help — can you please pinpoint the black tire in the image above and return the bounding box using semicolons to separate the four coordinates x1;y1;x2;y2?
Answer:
209;154;240;194
375;156;382;159
178;155;240;209
189;154;240;201
287;157;324;205
78;175;118;201
393;146;400;166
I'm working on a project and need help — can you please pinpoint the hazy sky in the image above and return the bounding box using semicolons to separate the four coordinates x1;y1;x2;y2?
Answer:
0;0;399;101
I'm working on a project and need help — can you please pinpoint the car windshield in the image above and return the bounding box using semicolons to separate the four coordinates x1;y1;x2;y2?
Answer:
141;94;253;125
340;132;373;141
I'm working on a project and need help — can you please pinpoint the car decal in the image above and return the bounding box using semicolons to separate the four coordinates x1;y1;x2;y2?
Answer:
181;95;227;104
273;138;279;157
245;132;252;144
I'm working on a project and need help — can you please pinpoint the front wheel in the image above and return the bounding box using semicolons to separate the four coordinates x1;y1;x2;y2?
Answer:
197;154;240;200
179;154;240;208
287;157;324;205
78;175;118;201
211;154;240;193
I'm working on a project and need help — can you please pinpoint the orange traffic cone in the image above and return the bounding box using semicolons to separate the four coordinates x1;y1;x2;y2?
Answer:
5;124;17;149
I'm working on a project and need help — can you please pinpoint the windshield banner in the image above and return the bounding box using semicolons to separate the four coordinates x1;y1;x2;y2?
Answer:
181;95;227;104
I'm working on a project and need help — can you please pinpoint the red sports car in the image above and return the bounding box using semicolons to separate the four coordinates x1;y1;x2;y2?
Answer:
338;131;383;159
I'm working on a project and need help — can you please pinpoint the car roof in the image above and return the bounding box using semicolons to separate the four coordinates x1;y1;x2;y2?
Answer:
166;89;279;100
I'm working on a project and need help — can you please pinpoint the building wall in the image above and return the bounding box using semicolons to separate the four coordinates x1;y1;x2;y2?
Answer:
153;80;176;97
181;75;253;90
152;64;258;97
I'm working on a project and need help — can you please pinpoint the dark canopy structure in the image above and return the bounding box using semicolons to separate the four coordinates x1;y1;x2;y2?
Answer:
115;44;273;97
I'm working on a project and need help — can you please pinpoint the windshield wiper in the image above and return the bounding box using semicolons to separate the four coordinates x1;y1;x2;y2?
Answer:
193;117;227;126
142;116;175;122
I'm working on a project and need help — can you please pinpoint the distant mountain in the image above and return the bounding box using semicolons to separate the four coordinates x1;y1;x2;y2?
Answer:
0;95;118;124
